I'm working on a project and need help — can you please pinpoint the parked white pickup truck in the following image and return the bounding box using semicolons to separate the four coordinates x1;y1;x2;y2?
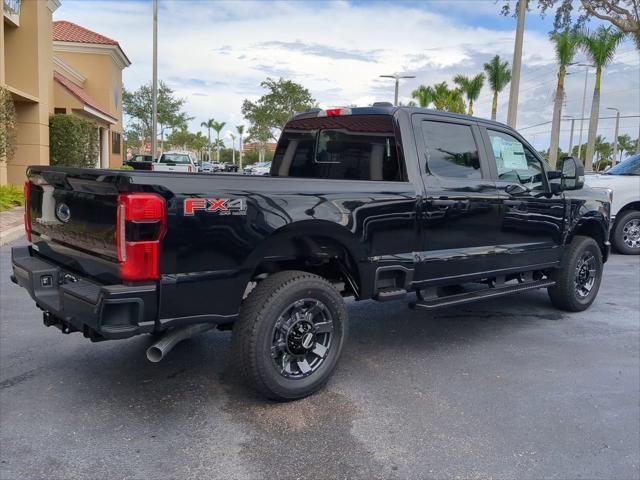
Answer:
152;151;198;173
586;154;640;254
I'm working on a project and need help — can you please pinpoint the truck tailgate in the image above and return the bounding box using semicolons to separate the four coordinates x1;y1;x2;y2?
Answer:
26;167;122;283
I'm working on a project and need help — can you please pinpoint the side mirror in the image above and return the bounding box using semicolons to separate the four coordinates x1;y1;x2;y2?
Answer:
560;156;585;190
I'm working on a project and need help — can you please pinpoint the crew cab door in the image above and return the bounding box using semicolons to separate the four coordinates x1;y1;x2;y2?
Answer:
479;125;565;266
411;114;504;283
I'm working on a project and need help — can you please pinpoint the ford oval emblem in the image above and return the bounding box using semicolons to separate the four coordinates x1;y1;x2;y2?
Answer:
56;203;71;223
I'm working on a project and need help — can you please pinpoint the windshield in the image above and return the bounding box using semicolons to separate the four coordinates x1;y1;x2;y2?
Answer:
160;154;191;164
607;154;640;175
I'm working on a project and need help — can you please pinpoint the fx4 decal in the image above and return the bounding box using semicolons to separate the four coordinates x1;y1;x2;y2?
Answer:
184;198;247;216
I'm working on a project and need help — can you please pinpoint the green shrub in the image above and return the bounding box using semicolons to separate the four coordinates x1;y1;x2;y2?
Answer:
50;115;100;168
0;86;17;162
119;165;134;171
0;185;24;212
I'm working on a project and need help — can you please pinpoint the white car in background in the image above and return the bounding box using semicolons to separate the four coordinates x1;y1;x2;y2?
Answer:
243;161;271;176
585;154;640;254
152;151;198;173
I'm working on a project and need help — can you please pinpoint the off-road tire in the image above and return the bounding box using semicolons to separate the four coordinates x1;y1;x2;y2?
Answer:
548;235;603;312
232;270;348;401
612;210;640;255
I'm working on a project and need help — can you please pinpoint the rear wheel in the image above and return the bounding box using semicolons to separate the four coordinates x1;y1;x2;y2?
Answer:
548;235;603;312
612;210;640;255
232;271;348;400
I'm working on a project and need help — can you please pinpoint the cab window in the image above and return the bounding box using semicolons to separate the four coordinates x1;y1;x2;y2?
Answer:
487;130;546;190
272;115;405;181
420;121;481;179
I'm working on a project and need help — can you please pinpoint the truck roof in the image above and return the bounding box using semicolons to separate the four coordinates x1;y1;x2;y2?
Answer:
289;106;509;130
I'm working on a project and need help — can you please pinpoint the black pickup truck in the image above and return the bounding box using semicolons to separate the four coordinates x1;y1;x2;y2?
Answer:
11;106;611;400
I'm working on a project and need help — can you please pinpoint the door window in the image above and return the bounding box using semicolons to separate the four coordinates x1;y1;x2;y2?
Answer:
420;121;481;179
487;130;546;190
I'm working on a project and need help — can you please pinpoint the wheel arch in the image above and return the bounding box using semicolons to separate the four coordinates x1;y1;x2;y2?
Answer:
242;219;372;300
568;218;609;261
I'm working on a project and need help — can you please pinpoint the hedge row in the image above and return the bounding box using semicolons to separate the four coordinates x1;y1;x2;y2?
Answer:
49;114;100;168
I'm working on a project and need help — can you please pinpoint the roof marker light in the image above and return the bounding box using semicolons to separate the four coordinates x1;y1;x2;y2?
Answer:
318;108;352;117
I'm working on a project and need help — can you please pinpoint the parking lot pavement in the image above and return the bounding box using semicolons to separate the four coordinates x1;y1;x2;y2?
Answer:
1;240;638;480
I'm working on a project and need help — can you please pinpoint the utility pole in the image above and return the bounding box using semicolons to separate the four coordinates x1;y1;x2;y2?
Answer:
151;0;158;160
506;0;527;128
563;116;575;156
379;74;416;106
607;107;620;165
576;64;593;160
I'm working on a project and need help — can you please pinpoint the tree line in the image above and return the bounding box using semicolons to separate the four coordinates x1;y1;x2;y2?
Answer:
123;77;314;167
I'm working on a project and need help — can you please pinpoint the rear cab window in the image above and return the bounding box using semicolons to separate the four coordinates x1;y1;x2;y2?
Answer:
271;115;406;181
160;154;192;164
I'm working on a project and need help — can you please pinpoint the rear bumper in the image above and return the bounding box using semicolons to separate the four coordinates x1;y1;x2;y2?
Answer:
11;246;158;341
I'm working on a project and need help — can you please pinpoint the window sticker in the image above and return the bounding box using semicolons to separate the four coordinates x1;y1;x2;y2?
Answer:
492;136;527;170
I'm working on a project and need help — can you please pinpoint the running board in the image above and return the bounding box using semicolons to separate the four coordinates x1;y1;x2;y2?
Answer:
410;280;556;310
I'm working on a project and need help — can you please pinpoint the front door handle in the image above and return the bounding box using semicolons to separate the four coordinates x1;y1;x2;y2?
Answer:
505;184;529;195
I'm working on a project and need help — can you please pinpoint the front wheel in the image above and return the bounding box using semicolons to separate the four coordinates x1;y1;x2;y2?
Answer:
232;271;348;400
548;235;603;312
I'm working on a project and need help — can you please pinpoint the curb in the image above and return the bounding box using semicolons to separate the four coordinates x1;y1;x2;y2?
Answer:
0;225;24;247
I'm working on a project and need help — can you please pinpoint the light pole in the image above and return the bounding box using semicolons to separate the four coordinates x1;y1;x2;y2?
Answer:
576;63;594;160
607;107;620;166
563;115;575;156
151;0;158;160
379;74;416;106
506;0;527;128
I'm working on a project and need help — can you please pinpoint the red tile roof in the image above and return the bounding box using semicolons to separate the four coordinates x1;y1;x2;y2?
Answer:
53;21;119;46
53;72;117;123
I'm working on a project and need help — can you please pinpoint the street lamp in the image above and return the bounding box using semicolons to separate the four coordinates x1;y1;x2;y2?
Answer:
379;74;416;106
572;63;595;160
607;107;620;166
151;0;158;159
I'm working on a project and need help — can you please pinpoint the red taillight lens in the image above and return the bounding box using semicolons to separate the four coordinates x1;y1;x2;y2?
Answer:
319;108;352;117
23;181;32;242
116;193;166;282
187;165;193;173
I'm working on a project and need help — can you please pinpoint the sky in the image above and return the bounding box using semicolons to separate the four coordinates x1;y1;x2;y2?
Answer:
55;0;640;152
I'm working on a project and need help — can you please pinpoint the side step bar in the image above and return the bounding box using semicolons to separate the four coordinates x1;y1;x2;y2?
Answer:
410;279;556;310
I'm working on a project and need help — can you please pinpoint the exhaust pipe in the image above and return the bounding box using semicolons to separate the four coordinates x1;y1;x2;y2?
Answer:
146;323;216;362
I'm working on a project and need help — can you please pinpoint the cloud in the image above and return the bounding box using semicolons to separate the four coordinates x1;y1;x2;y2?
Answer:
54;0;639;150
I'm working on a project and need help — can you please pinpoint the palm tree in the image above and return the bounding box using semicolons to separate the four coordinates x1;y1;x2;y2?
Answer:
431;82;466;113
548;29;580;168
411;85;435;108
453;74;484;116
579;26;624;170
200;118;216;162
412;83;465;113
236;125;245;168
211;120;226;162
483;55;511;121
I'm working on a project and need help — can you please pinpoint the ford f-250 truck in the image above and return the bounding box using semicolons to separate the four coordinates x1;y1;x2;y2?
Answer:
11;106;611;400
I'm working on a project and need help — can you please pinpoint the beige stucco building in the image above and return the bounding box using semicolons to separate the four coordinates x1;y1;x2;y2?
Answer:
1;1;129;186
52;20;130;169
1;0;59;186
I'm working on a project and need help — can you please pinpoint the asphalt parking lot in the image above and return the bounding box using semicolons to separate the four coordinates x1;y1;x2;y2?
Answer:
1;240;638;480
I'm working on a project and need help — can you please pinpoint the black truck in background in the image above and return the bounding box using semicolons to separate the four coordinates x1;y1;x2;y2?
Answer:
11;106;611;400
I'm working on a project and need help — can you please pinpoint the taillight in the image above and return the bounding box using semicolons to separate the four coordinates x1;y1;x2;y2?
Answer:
23;181;32;242
319;108;352;117
116;193;166;282
187;165;193;173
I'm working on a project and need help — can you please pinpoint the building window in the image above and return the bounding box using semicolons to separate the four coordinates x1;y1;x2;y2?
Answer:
112;131;121;154
54;108;67;115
